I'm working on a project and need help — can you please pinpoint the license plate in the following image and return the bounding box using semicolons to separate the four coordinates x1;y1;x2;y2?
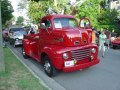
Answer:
65;61;74;67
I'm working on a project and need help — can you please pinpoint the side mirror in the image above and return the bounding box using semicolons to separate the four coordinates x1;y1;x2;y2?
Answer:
41;23;47;29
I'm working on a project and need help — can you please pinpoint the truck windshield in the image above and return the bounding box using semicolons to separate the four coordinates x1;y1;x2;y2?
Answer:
53;18;78;29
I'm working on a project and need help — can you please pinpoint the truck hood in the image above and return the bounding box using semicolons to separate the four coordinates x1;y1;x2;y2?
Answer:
52;27;90;47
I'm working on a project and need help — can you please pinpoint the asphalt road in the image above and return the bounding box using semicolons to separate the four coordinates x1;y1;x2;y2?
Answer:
8;45;120;90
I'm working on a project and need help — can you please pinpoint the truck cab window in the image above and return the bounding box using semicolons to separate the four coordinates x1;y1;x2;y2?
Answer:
53;18;77;29
80;19;90;28
41;20;51;28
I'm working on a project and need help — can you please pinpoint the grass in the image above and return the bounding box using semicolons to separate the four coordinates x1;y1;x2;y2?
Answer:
0;48;48;90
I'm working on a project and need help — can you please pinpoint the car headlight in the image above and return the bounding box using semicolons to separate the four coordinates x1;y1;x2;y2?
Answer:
62;53;69;60
91;48;96;53
15;38;19;41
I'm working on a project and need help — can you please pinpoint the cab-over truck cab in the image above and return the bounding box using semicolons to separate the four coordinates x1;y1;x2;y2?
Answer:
22;15;100;77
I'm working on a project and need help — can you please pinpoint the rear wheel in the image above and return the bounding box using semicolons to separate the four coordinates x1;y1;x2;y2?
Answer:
22;47;29;59
43;56;58;77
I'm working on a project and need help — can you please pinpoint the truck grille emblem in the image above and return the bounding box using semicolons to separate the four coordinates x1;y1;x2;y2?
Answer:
74;41;80;45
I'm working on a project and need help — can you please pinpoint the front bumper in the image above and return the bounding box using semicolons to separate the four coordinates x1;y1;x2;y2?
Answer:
62;58;100;72
15;39;22;45
112;43;120;47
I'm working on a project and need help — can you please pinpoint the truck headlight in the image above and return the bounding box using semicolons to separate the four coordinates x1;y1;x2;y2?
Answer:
91;48;96;53
62;53;68;60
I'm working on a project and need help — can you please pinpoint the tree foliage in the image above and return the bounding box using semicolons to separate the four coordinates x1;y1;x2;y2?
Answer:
98;9;118;29
28;0;69;23
76;0;102;27
1;0;14;26
16;16;24;25
28;1;48;23
18;0;28;10
26;0;119;32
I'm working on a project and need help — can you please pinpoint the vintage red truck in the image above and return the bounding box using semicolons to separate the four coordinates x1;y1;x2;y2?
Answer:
22;14;100;77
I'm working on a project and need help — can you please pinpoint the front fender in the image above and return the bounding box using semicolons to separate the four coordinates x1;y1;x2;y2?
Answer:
41;45;64;70
22;39;31;56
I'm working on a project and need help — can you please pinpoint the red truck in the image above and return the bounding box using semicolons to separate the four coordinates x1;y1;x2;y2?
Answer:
22;15;100;77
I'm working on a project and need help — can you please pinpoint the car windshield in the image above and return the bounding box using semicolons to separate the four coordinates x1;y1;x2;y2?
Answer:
11;28;24;32
11;28;27;35
53;18;78;29
15;31;27;36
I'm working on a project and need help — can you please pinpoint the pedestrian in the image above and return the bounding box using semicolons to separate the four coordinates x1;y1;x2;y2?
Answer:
99;31;107;57
28;27;35;34
2;29;8;47
92;28;96;44
105;28;111;49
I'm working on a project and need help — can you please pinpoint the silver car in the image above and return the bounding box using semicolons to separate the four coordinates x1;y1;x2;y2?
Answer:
8;27;27;47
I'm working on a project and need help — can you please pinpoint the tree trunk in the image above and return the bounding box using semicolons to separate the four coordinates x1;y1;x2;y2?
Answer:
0;1;5;72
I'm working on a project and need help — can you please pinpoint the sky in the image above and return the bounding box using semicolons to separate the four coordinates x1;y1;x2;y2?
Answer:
9;0;21;17
9;0;28;22
9;0;77;18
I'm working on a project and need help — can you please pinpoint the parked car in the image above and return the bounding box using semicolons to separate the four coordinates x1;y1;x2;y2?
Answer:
8;27;27;47
111;37;120;49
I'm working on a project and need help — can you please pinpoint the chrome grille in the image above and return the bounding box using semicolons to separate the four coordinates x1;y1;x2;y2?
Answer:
71;48;90;61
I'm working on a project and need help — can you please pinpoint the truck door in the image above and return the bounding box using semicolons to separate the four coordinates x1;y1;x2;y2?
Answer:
79;18;92;43
30;33;40;61
40;19;53;46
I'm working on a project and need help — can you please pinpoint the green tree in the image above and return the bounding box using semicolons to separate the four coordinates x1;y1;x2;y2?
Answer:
28;0;70;23
28;1;47;23
76;0;102;28
1;0;14;26
16;16;24;25
18;0;27;10
98;9;118;30
28;0;88;23
27;0;119;33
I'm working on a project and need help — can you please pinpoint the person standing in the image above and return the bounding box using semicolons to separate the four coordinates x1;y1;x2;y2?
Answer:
92;28;96;44
105;29;111;49
99;31;107;57
2;29;8;47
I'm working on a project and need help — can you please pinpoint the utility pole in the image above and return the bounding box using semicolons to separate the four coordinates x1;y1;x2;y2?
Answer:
0;0;5;72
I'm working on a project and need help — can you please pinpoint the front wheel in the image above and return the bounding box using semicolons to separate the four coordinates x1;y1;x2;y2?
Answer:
43;56;58;77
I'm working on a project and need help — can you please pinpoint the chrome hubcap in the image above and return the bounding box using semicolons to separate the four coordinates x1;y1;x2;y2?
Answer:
44;61;51;73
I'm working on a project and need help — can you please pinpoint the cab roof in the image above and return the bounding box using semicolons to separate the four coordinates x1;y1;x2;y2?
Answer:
41;14;75;20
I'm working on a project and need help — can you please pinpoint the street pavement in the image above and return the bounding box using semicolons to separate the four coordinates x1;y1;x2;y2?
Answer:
8;45;120;90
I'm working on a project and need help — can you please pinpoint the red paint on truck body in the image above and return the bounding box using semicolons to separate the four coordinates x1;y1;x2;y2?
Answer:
22;14;100;72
